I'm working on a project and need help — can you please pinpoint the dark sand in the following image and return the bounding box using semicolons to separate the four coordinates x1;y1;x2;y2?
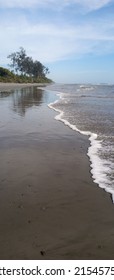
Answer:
0;83;114;260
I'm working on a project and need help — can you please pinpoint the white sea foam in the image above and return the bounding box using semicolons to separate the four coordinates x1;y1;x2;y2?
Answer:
79;85;95;91
48;90;114;203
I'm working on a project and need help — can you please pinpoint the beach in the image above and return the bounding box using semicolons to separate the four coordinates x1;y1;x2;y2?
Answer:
0;83;114;260
0;82;48;91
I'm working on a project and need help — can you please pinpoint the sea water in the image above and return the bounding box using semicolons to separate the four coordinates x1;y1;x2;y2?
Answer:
46;83;114;202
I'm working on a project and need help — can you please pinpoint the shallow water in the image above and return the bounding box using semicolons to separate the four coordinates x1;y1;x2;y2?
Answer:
0;84;114;201
46;83;114;201
0;86;58;150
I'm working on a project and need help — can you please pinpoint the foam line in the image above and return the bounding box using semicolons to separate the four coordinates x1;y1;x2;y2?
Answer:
47;89;114;203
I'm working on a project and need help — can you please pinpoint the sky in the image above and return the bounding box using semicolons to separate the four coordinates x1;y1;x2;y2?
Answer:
0;0;114;83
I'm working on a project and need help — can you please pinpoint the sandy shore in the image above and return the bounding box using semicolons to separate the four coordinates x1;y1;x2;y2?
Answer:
0;83;114;259
0;82;48;91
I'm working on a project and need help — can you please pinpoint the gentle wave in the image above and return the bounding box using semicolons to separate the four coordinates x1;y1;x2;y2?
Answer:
48;90;114;203
79;85;95;90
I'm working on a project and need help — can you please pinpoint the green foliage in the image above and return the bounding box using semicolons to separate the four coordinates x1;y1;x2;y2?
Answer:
0;67;52;83
0;67;14;78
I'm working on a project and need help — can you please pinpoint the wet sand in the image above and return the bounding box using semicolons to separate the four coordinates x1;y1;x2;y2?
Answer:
0;83;114;259
0;82;48;92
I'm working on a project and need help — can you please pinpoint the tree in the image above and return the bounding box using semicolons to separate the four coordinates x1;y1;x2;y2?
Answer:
44;66;50;76
7;47;50;79
32;61;44;78
7;47;26;74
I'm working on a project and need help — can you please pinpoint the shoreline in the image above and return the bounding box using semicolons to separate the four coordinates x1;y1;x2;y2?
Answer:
0;84;114;259
48;88;114;204
0;82;51;92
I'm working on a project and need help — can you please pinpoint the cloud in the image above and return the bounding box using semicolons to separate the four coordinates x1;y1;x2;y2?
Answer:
74;0;111;11
0;15;114;66
0;0;113;66
0;0;111;11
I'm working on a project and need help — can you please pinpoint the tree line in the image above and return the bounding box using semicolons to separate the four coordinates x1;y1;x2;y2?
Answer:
0;47;52;83
8;47;49;78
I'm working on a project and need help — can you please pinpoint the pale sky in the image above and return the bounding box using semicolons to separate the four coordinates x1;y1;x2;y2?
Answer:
0;0;114;83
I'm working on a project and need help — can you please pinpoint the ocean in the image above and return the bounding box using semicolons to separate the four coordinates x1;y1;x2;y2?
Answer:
46;83;114;202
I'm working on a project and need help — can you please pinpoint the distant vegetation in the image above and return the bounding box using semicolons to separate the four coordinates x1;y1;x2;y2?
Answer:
0;47;52;83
